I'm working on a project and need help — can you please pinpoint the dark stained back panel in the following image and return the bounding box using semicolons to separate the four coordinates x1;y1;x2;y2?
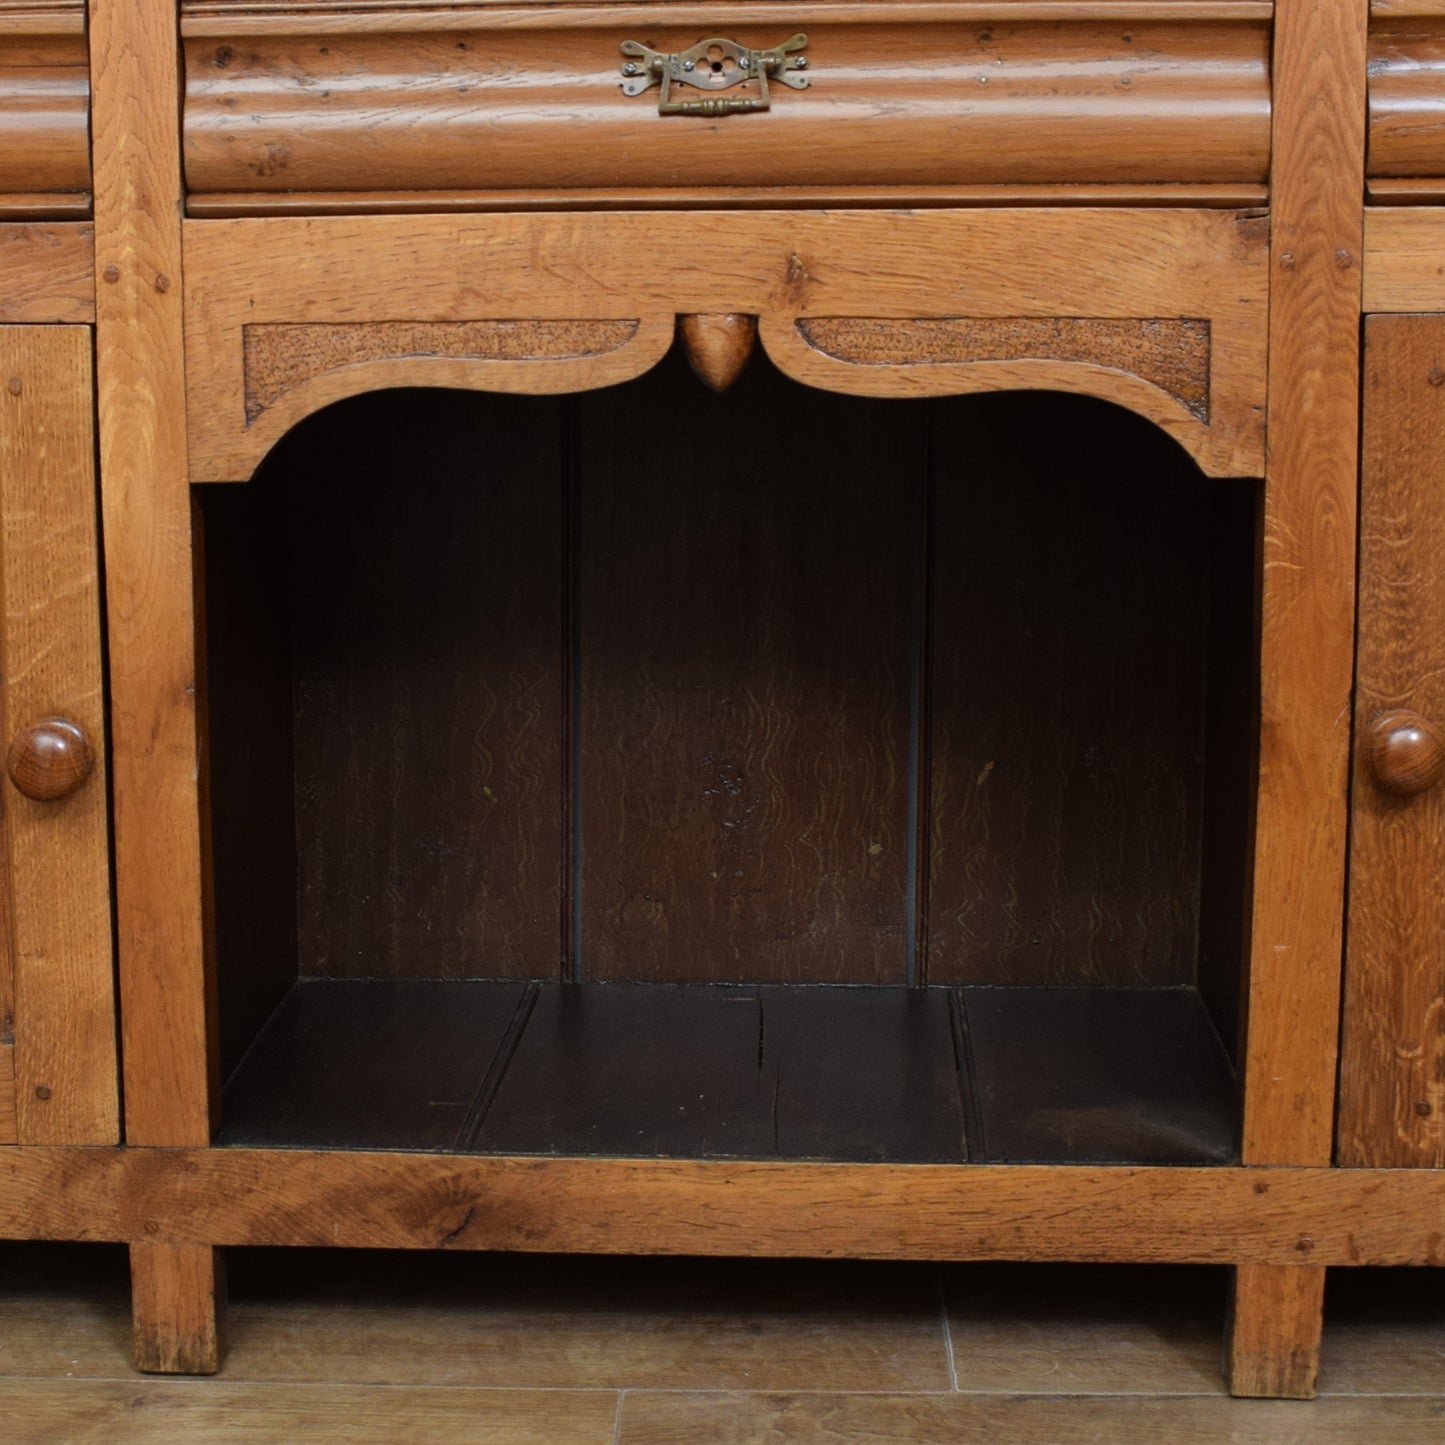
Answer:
924;393;1213;987
285;389;567;980
205;373;1250;1055
200;475;301;1080
576;353;922;984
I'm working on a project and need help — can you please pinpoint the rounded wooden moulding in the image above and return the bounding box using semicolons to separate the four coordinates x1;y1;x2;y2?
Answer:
1363;710;1445;798
7;717;94;801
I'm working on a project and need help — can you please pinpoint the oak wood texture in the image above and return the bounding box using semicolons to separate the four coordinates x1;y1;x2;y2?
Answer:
1364;208;1445;311
0;222;93;322
1239;0;1366;1169
182;208;1267;481
1362;709;1445;797
679;312;755;392
1339;315;1445;1170
178;3;1279;26
0;1043;15;1143
2;1148;1445;1266
0;3;89;215
130;1243;225;1375
1368;8;1445;200
185;181;1274;217
90;0;216;1146
6;717;95;801
1227;1264;1326;1399
0;327;118;1145
179;10;1270;202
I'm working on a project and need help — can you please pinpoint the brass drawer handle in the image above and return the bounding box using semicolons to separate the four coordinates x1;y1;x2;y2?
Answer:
620;35;809;116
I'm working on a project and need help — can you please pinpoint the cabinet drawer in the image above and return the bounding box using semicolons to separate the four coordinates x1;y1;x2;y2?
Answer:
181;3;1272;211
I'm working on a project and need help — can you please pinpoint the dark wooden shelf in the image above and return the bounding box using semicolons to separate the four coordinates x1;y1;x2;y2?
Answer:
218;979;1237;1166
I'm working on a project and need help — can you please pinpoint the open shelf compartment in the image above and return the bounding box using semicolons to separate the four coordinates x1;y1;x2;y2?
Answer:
199;350;1258;1168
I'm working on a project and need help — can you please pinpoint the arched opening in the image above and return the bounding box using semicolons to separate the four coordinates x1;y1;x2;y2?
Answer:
199;349;1257;1164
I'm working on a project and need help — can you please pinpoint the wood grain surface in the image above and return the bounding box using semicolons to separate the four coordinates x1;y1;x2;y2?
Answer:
1364;208;1445;311
0;327;118;1145
91;0;217;1145
185;181;1273;216
1;1148;1444;1266
797;316;1212;419
1368;15;1445;192
180;15;1270;197
1239;0;1367;1168
619;1391;1445;1444
0;5;89;211
130;1242;225;1375
242;318;641;422
1339;315;1445;1168
182;208;1268;482
177;4;1280;32
0;1043;15;1143
577;352;916;983
1228;1263;1326;1398
924;392;1224;987
0;222;92;322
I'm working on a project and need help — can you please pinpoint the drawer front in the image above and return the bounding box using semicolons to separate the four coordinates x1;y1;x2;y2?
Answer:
181;4;1272;207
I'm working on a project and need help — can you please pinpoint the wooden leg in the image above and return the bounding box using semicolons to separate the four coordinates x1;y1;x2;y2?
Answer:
130;1242;227;1374
1226;1263;1326;1399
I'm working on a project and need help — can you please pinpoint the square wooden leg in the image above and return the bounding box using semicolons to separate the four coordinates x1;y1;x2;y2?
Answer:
130;1242;227;1374
1226;1263;1326;1399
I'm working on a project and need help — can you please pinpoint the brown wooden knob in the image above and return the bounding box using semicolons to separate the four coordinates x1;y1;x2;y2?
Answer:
1364;710;1445;797
7;718;94;801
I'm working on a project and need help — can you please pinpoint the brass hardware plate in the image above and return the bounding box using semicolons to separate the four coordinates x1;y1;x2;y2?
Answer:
620;35;810;116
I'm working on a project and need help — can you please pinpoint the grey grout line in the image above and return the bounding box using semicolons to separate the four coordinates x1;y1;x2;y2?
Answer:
612;1390;625;1445
937;1266;960;1392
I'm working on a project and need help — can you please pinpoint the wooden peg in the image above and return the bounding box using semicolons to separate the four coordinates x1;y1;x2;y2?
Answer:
679;314;757;393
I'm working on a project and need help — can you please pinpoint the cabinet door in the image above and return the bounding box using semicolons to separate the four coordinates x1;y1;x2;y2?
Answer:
1339;314;1445;1167
0;325;118;1144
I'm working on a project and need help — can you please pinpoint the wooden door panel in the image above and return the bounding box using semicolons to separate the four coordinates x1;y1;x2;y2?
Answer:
0;325;118;1144
1339;314;1445;1168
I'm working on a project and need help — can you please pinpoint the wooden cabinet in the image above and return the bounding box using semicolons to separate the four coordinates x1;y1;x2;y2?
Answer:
4;0;1445;1405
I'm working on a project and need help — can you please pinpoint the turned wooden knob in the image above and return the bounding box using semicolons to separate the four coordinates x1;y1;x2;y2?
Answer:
7;718;94;801
1364;710;1445;797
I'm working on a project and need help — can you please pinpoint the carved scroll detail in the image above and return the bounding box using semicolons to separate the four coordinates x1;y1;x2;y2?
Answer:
242;318;641;423
796;317;1212;423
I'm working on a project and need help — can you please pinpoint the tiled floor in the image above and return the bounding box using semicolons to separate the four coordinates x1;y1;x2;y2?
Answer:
0;1244;1441;1441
